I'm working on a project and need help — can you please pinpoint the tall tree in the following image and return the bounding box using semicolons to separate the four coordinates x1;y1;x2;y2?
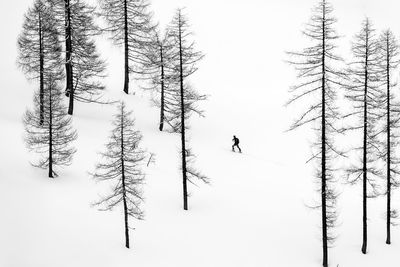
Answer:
142;31;174;131
91;102;146;248
64;0;73;102
287;1;343;266
18;0;62;125
49;0;106;115
167;9;209;210
23;76;77;178
377;29;400;245
344;18;382;254
98;0;155;94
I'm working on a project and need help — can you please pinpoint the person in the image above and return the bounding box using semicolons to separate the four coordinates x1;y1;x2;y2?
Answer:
232;135;242;153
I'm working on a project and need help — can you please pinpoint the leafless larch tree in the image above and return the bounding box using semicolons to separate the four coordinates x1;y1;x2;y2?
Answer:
376;29;400;245
49;0;106;115
17;0;62;125
287;0;344;266
167;9;209;211
344;18;382;254
23;76;77;178
91;102;146;249
98;0;155;94
142;30;174;131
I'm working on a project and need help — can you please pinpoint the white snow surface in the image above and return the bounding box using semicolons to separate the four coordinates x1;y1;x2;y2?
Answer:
2;0;400;266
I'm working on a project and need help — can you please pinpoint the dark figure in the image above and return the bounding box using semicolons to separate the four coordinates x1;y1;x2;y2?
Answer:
232;135;241;153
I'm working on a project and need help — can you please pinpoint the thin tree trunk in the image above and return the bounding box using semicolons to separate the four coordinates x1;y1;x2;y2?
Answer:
123;0;129;94
321;3;328;266
361;30;369;254
39;11;44;125
178;14;188;211
67;67;74;115
65;0;74;115
64;0;71;95
120;110;130;248
48;82;53;178
122;188;129;248
386;38;391;245
159;45;165;131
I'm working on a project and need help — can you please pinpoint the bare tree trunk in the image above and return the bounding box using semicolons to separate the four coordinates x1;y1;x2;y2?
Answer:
123;0;129;94
386;41;391;245
178;15;188;211
120;111;130;248
39;11;44;125
362;34;369;254
67;67;74;115
321;3;328;266
49;82;54;178
65;0;74;115
159;45;165;131
123;193;129;248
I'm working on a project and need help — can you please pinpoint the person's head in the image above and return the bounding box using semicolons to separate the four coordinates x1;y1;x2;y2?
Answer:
233;135;236;138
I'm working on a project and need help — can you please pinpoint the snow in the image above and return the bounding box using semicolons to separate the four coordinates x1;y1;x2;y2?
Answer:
2;0;400;266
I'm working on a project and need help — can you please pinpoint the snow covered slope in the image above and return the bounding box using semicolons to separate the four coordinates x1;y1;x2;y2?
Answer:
2;0;400;266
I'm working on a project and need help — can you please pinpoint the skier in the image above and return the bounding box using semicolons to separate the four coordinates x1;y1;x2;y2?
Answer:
232;135;242;153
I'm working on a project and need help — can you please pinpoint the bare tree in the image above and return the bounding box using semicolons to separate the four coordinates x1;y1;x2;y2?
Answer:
98;0;155;94
167;9;209;210
49;0;106;115
344;18;382;254
91;102;146;248
24;76;77;178
141;31;174;131
377;29;400;245
286;1;344;266
63;0;73;102
17;0;62;125
69;1;106;106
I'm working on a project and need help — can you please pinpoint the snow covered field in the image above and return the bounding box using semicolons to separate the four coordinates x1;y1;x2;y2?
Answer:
2;0;400;266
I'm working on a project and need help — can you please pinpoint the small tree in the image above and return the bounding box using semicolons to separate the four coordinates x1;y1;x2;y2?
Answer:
167;9;208;210
377;29;400;245
287;1;344;266
92;102;146;249
23;76;77;178
18;0;62;125
344;18;382;254
98;0;155;94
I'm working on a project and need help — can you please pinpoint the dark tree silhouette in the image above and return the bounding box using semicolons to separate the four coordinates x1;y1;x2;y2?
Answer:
142;31;174;131
344;18;382;254
69;1;106;106
18;0;62;125
377;29;400;245
49;0;106;115
98;0;155;94
287;1;344;266
23;76;77;178
64;0;73;102
91;102;146;249
167;9;208;210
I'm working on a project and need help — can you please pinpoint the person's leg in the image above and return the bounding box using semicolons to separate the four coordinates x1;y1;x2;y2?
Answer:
232;144;235;151
238;145;242;153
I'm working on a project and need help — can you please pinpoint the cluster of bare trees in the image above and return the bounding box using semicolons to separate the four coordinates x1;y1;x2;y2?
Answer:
18;0;207;248
288;0;400;266
145;9;209;210
19;0;77;177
